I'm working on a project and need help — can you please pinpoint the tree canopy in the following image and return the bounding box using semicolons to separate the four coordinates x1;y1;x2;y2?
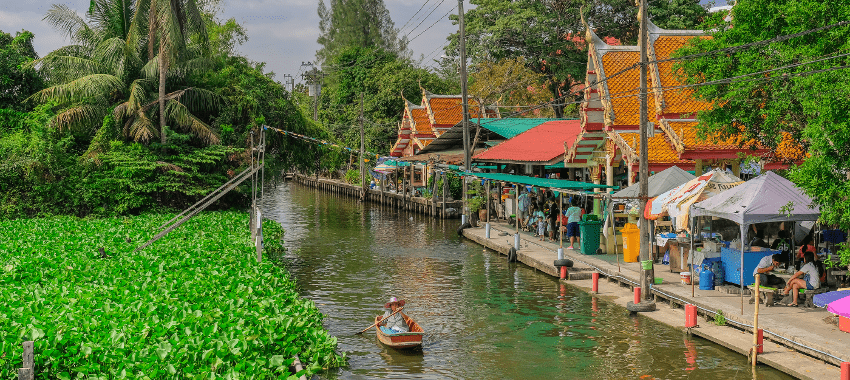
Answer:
316;0;410;65
445;0;709;117
673;0;850;230
0;31;42;111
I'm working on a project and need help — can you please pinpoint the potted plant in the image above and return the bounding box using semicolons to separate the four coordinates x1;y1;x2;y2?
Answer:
466;196;485;226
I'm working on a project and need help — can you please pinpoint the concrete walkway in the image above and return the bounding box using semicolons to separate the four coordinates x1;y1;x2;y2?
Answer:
462;221;847;380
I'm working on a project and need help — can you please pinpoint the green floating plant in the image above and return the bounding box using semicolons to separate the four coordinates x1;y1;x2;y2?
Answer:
0;212;345;379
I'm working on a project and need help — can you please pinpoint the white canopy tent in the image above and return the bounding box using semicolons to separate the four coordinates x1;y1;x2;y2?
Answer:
690;171;821;314
612;166;696;199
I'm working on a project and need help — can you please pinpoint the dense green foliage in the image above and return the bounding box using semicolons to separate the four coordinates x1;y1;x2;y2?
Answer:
316;0;409;65
673;0;850;264
0;31;42;110
0;2;341;217
445;0;709;117
0;212;345;378
318;46;458;155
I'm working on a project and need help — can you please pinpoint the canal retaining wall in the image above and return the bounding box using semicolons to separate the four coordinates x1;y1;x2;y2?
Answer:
462;221;848;380
292;174;463;218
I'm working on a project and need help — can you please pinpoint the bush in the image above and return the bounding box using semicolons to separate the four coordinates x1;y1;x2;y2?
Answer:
343;169;360;185
0;212;345;378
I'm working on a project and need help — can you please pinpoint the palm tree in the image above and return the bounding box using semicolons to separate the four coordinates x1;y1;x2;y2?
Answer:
28;0;219;155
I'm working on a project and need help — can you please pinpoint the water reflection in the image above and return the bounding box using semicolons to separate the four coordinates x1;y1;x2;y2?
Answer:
260;182;792;380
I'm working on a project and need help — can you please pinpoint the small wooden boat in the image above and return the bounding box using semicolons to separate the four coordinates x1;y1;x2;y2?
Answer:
374;312;424;349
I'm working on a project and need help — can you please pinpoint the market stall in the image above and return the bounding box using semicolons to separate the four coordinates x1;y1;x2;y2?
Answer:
690;171;821;313
644;169;744;271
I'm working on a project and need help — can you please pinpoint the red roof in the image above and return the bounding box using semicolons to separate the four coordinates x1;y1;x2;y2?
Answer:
474;120;582;163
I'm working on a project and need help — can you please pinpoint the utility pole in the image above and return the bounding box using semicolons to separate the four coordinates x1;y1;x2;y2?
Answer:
458;0;471;222
301;62;321;120
638;0;655;303
360;93;366;201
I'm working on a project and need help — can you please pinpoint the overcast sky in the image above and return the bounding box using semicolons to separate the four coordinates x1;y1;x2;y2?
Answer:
0;0;459;85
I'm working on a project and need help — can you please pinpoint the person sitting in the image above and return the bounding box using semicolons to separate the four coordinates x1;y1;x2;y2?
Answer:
749;227;769;249
781;252;820;307
377;297;408;333
752;254;782;287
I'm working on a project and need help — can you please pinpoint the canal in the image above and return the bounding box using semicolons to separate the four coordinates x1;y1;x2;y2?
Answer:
261;182;791;380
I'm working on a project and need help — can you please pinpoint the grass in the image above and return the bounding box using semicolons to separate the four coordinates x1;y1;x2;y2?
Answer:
0;211;344;379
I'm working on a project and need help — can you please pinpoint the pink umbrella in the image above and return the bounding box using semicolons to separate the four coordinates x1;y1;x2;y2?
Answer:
827;294;850;318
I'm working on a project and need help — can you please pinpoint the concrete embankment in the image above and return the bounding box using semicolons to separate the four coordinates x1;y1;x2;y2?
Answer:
462;221;847;380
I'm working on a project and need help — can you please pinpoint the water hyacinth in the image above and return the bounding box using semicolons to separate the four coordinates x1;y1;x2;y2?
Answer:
0;212;345;379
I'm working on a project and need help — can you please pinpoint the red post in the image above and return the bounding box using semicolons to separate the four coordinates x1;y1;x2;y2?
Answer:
685;304;697;328
634;287;641;305
841;362;849;380
592;272;599;293
560;266;567;280
756;329;763;354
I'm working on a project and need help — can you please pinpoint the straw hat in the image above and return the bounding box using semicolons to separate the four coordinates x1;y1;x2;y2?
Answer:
384;296;406;309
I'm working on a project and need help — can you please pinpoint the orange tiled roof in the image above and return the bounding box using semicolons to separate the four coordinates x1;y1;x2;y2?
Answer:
653;35;712;114
668;121;758;151
601;51;657;126
411;108;432;134
427;97;485;126
620;132;692;164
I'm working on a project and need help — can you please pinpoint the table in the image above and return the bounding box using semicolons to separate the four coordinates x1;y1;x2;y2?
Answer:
720;247;780;285
667;241;691;272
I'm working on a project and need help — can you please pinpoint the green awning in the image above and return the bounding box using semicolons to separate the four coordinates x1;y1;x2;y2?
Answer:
462;172;618;191
383;159;411;167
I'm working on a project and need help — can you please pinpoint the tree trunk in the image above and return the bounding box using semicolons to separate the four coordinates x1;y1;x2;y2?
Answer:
549;81;564;118
159;45;167;145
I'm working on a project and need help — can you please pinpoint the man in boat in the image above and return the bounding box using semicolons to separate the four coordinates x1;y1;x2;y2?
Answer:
378;297;408;333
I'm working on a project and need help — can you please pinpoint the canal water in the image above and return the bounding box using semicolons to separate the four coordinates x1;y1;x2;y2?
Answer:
261;182;791;380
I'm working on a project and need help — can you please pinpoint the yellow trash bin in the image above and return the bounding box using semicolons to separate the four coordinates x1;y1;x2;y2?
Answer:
621;223;640;262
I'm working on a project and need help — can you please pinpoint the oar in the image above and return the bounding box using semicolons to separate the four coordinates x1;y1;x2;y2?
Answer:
355;307;404;335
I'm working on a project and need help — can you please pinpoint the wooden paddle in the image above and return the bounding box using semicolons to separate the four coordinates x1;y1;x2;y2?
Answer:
355;307;404;335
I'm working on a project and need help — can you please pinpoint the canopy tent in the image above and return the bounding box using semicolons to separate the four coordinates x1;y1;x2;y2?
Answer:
689;171;821;315
462;172;618;191
690;171;820;225
646;169;743;231
373;158;412;173
612;166;696;199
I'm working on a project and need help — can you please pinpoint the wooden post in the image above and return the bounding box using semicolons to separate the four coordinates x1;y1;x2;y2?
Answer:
486;180;490;224
559;192;563;248
752;273;760;366
19;341;33;380
432;171;440;217
442;173;448;218
402;167;408;210
359;93;366;201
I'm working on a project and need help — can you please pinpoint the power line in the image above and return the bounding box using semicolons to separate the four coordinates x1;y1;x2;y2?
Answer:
409;6;457;43
404;0;449;38
398;0;433;33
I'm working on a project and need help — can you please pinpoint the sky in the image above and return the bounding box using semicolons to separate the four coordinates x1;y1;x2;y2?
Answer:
0;0;459;85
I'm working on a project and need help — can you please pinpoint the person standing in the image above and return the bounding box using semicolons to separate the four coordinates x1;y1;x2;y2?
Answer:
547;200;560;242
564;200;584;249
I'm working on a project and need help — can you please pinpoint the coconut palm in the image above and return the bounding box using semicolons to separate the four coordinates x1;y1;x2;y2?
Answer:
28;0;219;155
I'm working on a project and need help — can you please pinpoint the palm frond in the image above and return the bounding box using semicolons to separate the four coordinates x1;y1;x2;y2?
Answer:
29;74;125;105
125;111;158;142
166;99;220;145
126;0;152;58
93;37;129;78
141;56;159;80
169;56;213;77
174;87;219;112
44;4;94;43
32;54;104;84
49;104;109;133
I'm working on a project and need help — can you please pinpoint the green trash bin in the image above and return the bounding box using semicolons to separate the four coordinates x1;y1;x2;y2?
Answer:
578;214;602;255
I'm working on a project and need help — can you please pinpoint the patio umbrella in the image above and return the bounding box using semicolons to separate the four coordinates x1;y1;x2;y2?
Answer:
827;293;850;318
813;290;850;308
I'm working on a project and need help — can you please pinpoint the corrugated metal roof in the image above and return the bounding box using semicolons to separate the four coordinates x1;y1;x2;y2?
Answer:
474;118;560;139
473;120;582;164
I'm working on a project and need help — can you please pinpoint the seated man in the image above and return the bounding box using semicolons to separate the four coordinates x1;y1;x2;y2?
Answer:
753;254;781;287
781;252;820;307
378;297;408;333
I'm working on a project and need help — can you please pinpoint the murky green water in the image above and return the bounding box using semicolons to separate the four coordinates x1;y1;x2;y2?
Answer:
261;182;791;380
